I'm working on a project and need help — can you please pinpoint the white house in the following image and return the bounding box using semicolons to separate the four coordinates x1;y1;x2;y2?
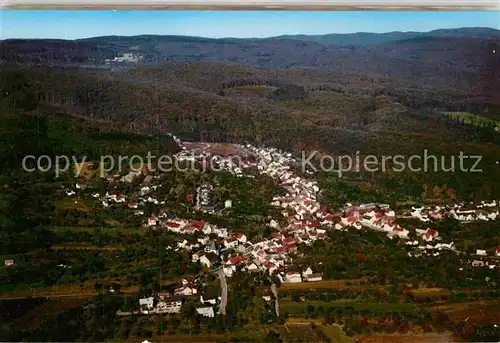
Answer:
139;297;155;314
147;217;157;226
174;287;197;296
199;253;219;268
225;200;232;208
306;273;323;282
155;299;182;314
223;265;235;277
4;259;15;267
285;271;302;283
247;263;259;272
234;233;247;244
472;260;485;267
200;295;217;305
196;306;215;318
192;251;203;262
262;295;272;302
302;267;313;278
476;249;487;256
224;237;239;249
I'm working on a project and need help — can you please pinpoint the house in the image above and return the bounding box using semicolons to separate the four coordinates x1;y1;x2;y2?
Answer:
306;273;323;282
199;252;220;268
191;220;206;230
213;227;228;238
390;227;409;239
246;263;260;272
223;264;235;277
265;262;278;274
261;287;273;302
302;267;313;278
192;251;204;262
120;171;141;183
234;233;247;243
200;295;217;305
496;247;500;257
204;241;218;255
225;200;232;208
155;298;182;314
181;276;197;287
174;286;197;296
4;259;15;267
224;237;239;249
476;249;487;256
196;306;215;318
147;216;157;226
284;271;302;283
472;260;485;267
197;184;215;213
139;297;155;314
157;292;172;301
422;229;439;242
241;242;254;255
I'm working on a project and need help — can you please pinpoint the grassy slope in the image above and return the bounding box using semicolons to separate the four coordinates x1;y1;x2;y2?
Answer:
444;111;500;127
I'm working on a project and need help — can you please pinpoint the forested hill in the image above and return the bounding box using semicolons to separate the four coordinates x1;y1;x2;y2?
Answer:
1;27;499;101
271;27;500;45
0;71;180;174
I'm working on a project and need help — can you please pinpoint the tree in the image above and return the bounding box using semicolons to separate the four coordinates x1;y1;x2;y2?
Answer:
263;329;282;342
0;71;39;111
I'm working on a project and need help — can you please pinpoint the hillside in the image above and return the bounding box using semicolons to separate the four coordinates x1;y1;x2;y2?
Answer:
1;26;500;200
3;60;500;200
1;29;498;100
2;24;500;343
272;27;500;46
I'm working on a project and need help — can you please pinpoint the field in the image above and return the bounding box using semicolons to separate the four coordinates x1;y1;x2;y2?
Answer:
409;288;452;301
280;300;422;315
428;300;500;326
52;226;145;234
51;243;124;251
231;85;276;93
357;333;455;343
7;298;87;331
0;280;140;300
280;279;376;291
321;325;355;343
113;333;233;343
444;111;500;127
279;324;330;342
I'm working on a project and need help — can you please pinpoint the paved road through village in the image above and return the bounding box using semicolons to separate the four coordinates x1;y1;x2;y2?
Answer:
217;268;227;316
271;283;279;317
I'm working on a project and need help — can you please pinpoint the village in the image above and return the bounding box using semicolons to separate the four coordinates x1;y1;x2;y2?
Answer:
40;134;500;317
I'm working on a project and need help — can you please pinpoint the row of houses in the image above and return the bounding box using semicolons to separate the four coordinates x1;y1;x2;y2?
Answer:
138;277;216;317
409;202;500;222
65;139;500;285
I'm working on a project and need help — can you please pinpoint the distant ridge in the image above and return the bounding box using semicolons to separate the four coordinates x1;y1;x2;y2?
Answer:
270;27;500;46
2;27;499;46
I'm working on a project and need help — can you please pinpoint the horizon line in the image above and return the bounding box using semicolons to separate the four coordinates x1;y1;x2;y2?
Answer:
2;26;499;41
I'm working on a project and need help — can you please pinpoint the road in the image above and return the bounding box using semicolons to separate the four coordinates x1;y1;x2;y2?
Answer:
217;268;227;316
271;283;279;317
